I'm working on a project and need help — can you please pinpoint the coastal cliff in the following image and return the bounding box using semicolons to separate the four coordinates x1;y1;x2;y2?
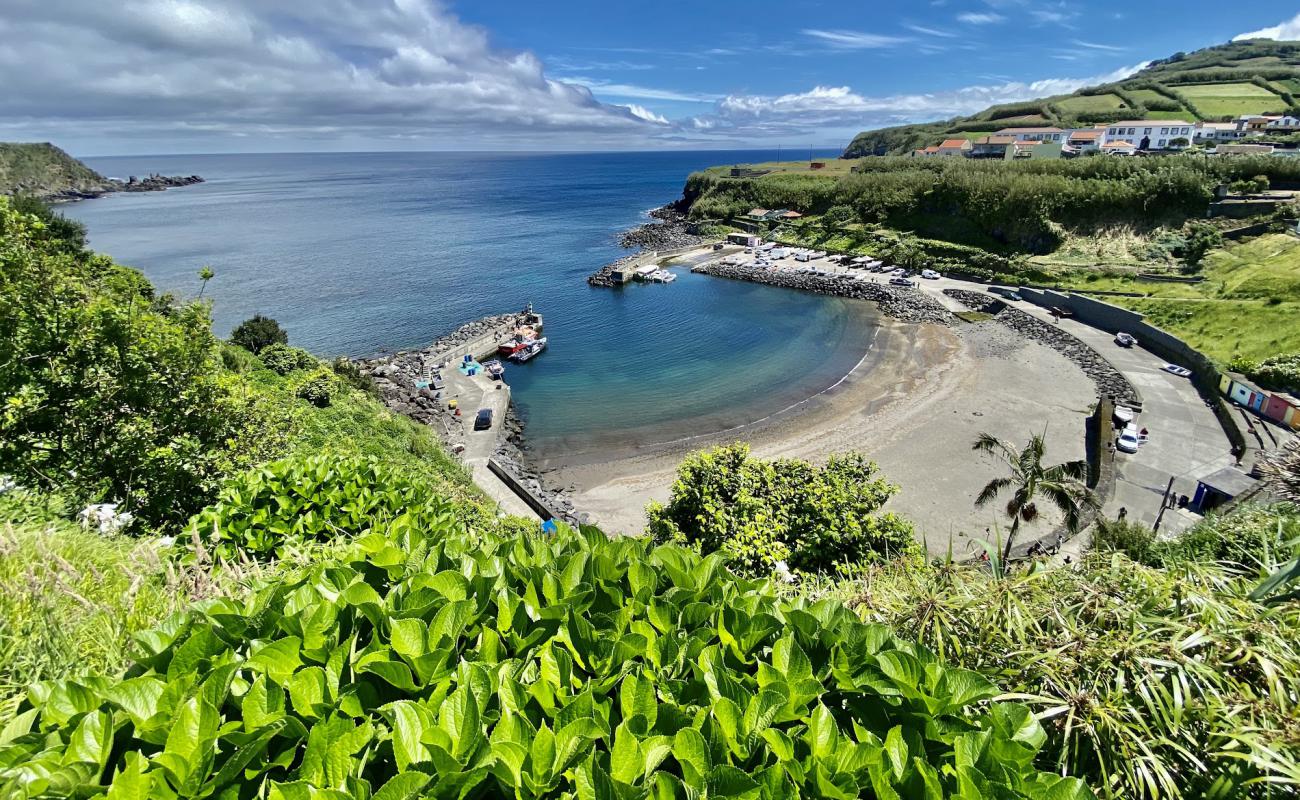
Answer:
0;142;203;201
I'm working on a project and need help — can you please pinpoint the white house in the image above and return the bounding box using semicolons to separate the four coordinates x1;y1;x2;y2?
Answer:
995;126;1066;143
1195;122;1244;144
1102;121;1195;150
1240;115;1300;134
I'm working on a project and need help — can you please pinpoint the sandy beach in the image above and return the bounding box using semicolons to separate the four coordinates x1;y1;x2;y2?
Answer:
535;314;1097;551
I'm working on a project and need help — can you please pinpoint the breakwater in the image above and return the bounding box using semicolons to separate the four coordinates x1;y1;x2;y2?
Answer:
942;289;1139;405
618;204;708;250
358;312;582;526
693;261;955;326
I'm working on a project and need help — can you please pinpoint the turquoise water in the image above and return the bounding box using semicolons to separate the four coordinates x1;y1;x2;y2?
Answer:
65;150;871;459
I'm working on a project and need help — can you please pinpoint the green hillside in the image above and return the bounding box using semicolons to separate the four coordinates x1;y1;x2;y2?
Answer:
844;39;1300;156
0;142;110;198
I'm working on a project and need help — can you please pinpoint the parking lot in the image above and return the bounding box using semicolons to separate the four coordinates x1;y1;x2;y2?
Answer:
700;243;942;287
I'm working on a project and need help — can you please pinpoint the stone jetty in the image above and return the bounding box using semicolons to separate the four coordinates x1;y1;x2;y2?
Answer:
587;254;640;288
943;288;1139;404
357;312;582;527
694;261;956;326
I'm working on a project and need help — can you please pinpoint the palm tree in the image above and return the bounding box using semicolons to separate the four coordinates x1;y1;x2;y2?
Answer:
972;432;1097;562
197;266;215;298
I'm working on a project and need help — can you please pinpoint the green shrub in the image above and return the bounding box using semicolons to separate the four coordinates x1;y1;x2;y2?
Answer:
1089;518;1161;565
0;517;1090;799
229;313;287;355
0;198;277;528
648;444;917;574
294;367;339;408
1248;351;1300;392
188;454;442;559
1162;503;1299;570
331;356;375;395
259;343;318;376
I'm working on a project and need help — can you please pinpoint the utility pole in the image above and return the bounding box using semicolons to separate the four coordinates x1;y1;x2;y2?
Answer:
1152;476;1176;531
776;144;782;163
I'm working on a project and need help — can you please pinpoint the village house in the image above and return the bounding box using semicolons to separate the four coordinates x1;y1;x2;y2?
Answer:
995;126;1065;142
1240;114;1300;134
936;138;973;157
1195;121;1245;144
1100;140;1138;156
912;145;942;157
1065;129;1103;154
1103;120;1196;150
969;135;1015;159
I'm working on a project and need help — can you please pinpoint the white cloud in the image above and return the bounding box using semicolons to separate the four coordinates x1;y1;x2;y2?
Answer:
802;29;912;49
0;0;665;151
958;12;1004;24
694;62;1148;141
1235;12;1300;41
624;104;669;125
568;79;721;104
905;24;959;38
1072;39;1125;52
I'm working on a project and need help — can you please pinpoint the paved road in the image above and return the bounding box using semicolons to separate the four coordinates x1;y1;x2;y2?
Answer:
924;276;1234;538
443;361;541;521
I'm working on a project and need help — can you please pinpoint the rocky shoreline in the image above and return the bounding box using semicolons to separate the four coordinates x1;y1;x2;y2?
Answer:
41;174;205;202
694;261;956;326
618;204;709;250
357;313;582;527
942;289;1139;405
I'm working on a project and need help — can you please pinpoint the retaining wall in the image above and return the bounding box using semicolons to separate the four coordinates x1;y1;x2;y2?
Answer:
1016;288;1249;458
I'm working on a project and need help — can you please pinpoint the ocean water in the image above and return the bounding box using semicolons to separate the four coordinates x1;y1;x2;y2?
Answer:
66;150;871;459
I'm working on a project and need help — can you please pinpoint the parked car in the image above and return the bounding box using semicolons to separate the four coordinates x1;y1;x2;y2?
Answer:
889;277;916;287
1117;425;1141;454
712;242;724;250
1161;363;1192;377
1114;332;1137;348
473;408;493;431
921;269;941;280
1049;306;1074;319
988;286;1022;302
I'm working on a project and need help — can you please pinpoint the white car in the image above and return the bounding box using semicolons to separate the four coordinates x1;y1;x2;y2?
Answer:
1117;426;1141;454
921;269;941;280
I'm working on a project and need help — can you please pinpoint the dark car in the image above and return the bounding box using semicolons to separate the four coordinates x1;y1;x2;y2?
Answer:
988;286;1023;302
889;277;916;287
473;408;493;431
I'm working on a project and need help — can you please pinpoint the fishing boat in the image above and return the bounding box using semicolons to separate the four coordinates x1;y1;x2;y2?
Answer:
484;360;505;380
510;337;547;363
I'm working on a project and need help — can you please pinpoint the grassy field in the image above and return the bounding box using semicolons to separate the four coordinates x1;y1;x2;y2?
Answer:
1054;93;1126;113
1057;233;1300;363
709;158;863;176
1179;82;1287;118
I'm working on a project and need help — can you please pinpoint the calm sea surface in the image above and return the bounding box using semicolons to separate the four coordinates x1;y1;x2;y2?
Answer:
67;150;873;458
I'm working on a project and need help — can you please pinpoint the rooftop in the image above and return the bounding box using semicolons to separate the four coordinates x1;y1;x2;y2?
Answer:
1198;467;1258;497
939;138;970;148
1109;120;1194;128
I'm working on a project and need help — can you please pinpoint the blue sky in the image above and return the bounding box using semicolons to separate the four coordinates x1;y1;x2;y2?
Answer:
1;0;1297;154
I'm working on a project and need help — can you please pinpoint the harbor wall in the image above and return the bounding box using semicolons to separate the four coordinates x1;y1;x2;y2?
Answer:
1015;288;1250;458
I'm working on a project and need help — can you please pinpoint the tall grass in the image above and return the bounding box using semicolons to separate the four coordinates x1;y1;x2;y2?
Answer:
0;519;272;718
813;513;1300;798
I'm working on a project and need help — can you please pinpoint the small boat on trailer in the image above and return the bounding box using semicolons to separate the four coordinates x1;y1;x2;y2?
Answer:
484;360;505;380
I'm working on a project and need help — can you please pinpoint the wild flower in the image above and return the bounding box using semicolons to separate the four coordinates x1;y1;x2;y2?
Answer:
76;503;134;535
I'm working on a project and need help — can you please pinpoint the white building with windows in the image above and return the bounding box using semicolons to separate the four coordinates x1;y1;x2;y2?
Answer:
1102;120;1196;150
995;126;1066;142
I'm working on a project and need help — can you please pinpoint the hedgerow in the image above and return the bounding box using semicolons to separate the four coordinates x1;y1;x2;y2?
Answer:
0;517;1090;799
